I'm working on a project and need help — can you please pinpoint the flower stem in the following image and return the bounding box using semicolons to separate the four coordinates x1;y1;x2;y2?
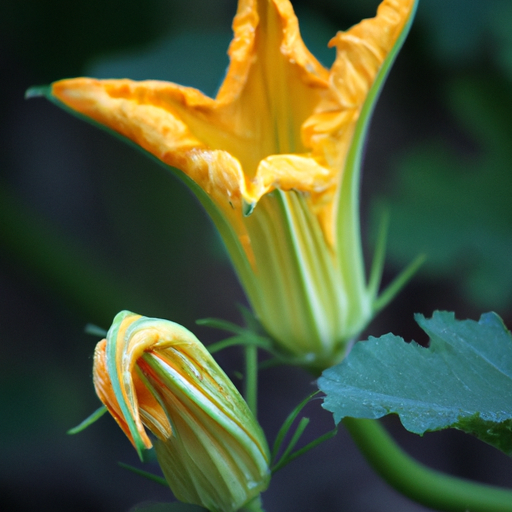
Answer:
244;344;258;417
240;495;265;512
343;417;512;512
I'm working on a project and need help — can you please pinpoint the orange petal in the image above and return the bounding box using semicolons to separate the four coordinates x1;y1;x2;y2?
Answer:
93;339;153;449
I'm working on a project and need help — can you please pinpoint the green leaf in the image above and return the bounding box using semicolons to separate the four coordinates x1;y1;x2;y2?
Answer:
319;311;512;455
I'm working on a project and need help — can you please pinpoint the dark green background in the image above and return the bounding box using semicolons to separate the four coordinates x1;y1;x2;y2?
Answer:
1;0;511;511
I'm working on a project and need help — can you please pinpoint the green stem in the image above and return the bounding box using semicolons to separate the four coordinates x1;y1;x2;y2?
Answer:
244;344;258;417
343;417;512;512
240;495;264;512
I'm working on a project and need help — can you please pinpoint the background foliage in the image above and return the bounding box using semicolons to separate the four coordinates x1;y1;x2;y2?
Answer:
1;0;511;511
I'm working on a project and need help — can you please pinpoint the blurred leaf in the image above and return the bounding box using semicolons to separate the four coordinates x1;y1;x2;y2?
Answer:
0;183;158;324
3;0;162;80
376;75;512;310
86;6;338;92
319;311;512;455
415;0;497;65
327;0;503;65
489;0;512;80
86;29;232;97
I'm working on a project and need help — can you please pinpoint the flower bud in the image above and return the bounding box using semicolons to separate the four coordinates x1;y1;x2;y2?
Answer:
93;311;270;512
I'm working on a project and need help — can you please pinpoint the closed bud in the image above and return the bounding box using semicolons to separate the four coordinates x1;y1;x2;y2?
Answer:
93;311;270;512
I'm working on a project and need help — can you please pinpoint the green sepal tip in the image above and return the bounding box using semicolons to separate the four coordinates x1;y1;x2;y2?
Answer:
118;461;168;488
67;405;107;435
25;85;51;99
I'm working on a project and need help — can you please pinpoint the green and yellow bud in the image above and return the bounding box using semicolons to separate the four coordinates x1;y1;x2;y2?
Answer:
93;311;270;512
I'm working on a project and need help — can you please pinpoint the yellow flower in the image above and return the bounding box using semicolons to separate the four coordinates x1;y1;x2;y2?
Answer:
42;0;417;369
93;311;270;512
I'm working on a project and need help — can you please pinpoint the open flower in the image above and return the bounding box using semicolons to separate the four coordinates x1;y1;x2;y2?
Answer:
93;311;270;512
40;0;417;369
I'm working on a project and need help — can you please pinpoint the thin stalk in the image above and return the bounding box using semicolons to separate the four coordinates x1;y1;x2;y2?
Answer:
117;462;168;487
207;335;272;354
367;209;389;300
67;405;107;434
271;427;338;474
271;417;310;473
271;391;318;461
343;417;512;512
244;344;258;417
373;253;426;313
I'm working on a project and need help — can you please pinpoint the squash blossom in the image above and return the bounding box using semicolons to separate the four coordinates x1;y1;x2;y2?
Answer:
93;310;270;512
39;0;418;369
